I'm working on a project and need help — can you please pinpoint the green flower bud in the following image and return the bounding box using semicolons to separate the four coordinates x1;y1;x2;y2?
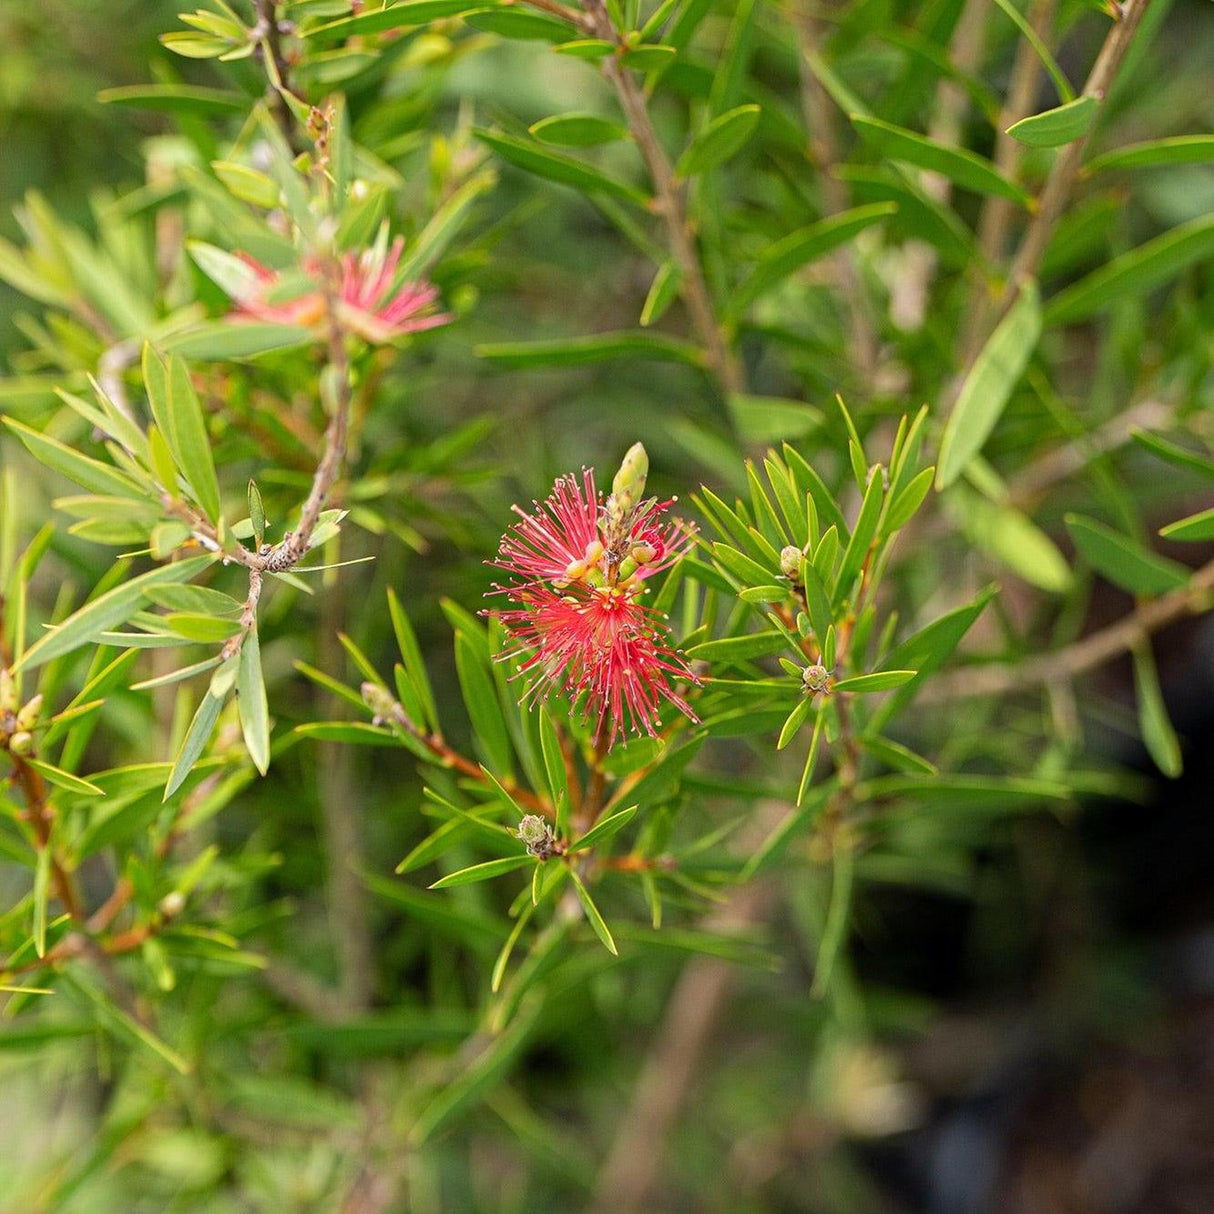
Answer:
16;694;43;732
517;813;557;859
802;664;832;695
8;730;33;756
780;546;803;580
611;442;649;518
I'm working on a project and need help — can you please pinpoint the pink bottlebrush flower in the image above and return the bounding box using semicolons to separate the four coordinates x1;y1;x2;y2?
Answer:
488;444;699;746
232;235;452;343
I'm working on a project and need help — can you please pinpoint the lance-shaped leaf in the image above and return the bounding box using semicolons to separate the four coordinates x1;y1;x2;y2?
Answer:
3;419;144;499
1044;215;1214;325
237;625;271;775
675;104;760;177
164;663;232;799
1160;507;1214;542
474;129;647;204
937;283;1041;489
1065;515;1190;595
430;855;534;889
530;113;629;147
832;670;917;693
476;331;701;369
570;871;617;955
1007;96;1098;147
1085;135;1214;174
729;203;896;317
163;355;221;522
14;555;215;671
454;631;514;777
851;115;1030;205
573;805;638;852
1132;642;1182;777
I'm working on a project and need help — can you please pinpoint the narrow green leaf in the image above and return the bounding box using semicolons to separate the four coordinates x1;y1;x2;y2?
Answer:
833;670;917;693
570;871;617;955
1085;135;1214;174
937;282;1041;488
430;855;533;889
237;625;270;775
162;322;313;359
3;419;143;499
23;758;105;797
537;711;569;830
464;7;571;39
810;843;853;997
1160;507;1214;542
491;904;535;993
777;695;814;750
32;846;50;958
14;555;214;671
1007;96;1098;147
167;356;222;522
884;466;934;532
188;241;263;299
836;471;884;597
1132;643;1181;777
530;113;629;147
573;805;637;852
1065;514;1190;595
1132;431;1214;481
729;204;896;317
474;129;647;204
675;104;760;177
639;261;681;327
164;672;229;799
455;631;514;777
1044;215;1214;325
851;115;1030;205
686;631;786;663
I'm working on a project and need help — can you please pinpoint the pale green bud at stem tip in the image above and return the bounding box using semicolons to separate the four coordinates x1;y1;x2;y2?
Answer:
16;694;42;732
780;546;803;580
517;814;558;859
611;442;649;517
802;664;832;695
8;730;33;755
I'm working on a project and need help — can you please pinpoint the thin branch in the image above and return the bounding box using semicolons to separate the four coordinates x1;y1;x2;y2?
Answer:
963;0;1058;356
997;0;1154;313
792;2;880;380
922;554;1214;701
584;0;745;398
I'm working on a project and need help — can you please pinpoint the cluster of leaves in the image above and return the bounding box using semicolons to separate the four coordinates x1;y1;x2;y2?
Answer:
0;0;1211;1208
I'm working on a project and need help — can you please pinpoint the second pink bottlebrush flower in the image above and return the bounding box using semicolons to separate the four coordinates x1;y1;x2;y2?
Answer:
488;443;700;746
233;233;452;343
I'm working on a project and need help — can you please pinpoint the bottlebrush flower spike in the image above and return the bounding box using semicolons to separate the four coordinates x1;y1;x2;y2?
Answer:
488;444;699;746
231;231;451;343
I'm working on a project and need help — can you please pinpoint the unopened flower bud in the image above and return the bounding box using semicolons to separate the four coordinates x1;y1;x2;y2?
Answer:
802;664;832;695
631;541;658;565
158;890;186;919
610;442;649;518
8;730;33;755
361;681;396;723
780;546;803;579
517;813;557;859
16;694;42;732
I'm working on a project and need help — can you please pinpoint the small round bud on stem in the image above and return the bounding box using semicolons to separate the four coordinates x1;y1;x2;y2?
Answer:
158;890;186;920
802;664;832;695
8;730;33;756
517;813;558;860
780;545;804;580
